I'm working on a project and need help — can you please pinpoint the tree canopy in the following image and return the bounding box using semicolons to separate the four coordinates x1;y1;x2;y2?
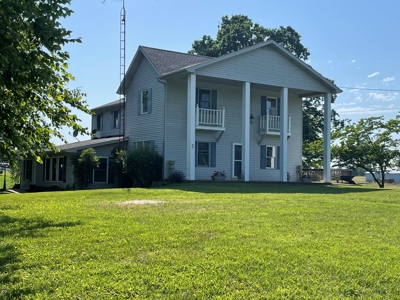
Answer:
332;115;400;188
189;15;310;60
189;15;341;168
0;0;91;167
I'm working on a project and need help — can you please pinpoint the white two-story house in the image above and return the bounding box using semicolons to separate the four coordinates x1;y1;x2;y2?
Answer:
20;40;341;189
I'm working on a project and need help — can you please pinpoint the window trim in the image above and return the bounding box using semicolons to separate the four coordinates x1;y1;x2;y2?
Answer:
93;157;108;183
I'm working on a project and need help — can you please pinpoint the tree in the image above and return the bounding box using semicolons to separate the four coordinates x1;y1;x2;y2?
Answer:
189;15;310;59
70;148;99;189
0;0;91;167
189;15;341;168
332;115;400;188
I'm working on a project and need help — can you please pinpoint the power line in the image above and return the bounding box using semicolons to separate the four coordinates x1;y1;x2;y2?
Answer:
339;87;400;92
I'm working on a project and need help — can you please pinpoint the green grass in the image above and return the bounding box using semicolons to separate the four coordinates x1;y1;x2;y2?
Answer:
1;183;400;299
0;172;16;190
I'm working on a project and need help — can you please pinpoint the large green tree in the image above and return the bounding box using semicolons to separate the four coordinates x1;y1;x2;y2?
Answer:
0;0;91;167
332;115;400;188
189;15;342;168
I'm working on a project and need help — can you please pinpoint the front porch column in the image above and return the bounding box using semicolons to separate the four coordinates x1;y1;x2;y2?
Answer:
323;93;332;183
242;82;250;181
279;87;288;182
187;73;196;180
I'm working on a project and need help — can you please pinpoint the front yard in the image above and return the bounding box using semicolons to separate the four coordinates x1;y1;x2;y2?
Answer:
1;183;399;299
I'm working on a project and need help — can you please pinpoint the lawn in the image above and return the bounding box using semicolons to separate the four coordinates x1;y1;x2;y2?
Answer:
1;183;400;299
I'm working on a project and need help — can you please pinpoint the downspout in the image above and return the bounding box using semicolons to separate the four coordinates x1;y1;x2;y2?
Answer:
158;78;167;180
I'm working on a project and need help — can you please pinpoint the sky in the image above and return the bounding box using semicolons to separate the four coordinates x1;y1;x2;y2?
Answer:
58;0;400;143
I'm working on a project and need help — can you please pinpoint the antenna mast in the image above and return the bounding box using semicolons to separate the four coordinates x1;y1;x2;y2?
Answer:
119;0;126;144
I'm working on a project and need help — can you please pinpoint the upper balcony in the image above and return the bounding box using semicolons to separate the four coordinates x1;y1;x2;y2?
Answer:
195;105;225;131
259;114;291;136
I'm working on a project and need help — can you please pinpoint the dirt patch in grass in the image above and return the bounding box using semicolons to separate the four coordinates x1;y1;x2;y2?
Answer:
116;200;166;206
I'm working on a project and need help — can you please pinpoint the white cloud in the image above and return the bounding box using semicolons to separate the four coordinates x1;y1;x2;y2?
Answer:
336;106;397;115
368;92;399;102
367;72;380;78
328;60;332;63
383;77;395;82
351;60;356;63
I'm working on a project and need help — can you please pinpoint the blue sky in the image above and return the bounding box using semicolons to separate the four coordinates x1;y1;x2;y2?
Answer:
59;0;400;143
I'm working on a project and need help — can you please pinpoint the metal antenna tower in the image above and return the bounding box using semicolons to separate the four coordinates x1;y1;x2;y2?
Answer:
119;0;126;144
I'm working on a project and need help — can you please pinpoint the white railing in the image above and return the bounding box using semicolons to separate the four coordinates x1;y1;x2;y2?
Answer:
196;105;225;128
259;114;291;134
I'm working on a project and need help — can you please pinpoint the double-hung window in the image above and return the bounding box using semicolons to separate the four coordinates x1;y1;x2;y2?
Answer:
133;140;155;150
93;157;108;183
196;141;216;167
96;113;103;131
138;89;152;115
261;96;280;116
197;89;217;110
111;110;120;128
260;145;280;170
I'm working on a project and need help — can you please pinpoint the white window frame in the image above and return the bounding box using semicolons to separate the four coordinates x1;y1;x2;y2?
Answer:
111;110;120;129
266;146;276;169
93;157;108;183
45;156;64;182
197;142;210;167
96;113;103;131
141;90;149;114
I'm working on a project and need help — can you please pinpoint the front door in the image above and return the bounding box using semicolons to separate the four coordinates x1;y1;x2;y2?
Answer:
232;143;242;178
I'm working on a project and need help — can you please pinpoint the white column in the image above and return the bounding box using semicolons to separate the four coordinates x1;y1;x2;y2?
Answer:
323;92;332;183
280;87;288;182
242;82;250;181
187;74;196;180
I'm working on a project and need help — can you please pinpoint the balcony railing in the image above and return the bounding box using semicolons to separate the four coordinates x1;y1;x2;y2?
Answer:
259;114;291;135
196;105;225;130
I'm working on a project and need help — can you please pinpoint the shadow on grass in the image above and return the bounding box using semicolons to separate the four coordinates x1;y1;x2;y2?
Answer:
0;214;81;299
162;182;385;194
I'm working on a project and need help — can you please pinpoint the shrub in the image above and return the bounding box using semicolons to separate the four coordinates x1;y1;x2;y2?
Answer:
117;147;163;187
168;170;186;183
70;148;99;189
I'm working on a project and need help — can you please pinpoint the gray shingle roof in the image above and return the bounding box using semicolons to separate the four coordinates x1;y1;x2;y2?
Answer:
92;99;121;111
55;137;123;153
140;46;214;76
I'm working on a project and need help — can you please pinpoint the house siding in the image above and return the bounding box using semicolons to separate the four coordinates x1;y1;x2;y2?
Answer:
125;57;165;154
164;79;303;181
195;47;330;93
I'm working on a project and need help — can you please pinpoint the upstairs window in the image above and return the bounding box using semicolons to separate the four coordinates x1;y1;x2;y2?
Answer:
261;96;280;116
197;89;217;110
138;89;152;115
96;113;103;131
111;110;120;128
